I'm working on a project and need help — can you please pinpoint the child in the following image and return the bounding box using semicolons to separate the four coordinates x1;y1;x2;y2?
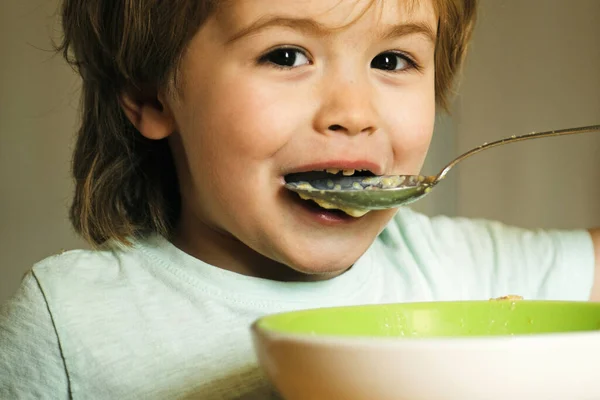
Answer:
2;0;599;398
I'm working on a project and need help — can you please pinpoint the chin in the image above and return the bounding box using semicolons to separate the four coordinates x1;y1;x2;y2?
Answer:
278;239;373;277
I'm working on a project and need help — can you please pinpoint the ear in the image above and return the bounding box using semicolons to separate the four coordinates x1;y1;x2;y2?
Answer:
120;92;176;140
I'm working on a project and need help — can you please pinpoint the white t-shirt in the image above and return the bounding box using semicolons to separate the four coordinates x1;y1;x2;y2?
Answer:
0;208;595;399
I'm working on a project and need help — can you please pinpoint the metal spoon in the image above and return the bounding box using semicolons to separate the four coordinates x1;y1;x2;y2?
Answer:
285;124;600;211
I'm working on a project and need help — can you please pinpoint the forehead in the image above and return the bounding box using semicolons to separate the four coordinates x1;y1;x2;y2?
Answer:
216;0;437;35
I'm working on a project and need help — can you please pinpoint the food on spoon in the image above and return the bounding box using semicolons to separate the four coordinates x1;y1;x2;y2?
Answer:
287;170;378;217
297;192;370;218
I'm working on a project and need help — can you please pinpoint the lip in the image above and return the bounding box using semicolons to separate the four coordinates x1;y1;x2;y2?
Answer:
283;160;385;177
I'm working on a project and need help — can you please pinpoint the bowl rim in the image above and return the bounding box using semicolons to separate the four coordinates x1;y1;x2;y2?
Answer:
252;300;600;348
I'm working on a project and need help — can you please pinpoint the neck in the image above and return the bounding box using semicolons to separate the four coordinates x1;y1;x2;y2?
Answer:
172;209;340;283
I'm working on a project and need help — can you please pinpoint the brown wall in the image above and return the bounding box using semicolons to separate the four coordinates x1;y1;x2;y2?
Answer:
452;0;600;228
1;0;86;301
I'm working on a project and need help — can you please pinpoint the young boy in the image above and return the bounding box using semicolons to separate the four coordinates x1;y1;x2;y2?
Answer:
2;0;599;398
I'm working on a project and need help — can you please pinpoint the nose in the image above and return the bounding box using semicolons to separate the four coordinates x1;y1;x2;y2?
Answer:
314;78;379;137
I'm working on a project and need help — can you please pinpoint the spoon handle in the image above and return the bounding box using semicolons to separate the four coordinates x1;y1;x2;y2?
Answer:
436;124;600;181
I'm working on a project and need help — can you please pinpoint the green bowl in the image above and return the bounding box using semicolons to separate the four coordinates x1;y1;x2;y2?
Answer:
255;300;600;338
252;301;600;400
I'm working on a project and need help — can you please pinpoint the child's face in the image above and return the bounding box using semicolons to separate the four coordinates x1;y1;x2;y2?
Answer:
164;0;437;279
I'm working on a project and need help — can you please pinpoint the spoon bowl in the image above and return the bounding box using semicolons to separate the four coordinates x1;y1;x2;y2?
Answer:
285;174;438;210
285;124;600;211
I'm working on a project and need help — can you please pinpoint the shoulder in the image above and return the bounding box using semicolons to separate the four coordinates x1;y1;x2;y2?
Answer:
31;239;151;287
377;207;594;300
379;206;585;264
33;248;116;277
381;206;543;247
1;272;70;398
34;247;109;273
25;238;165;313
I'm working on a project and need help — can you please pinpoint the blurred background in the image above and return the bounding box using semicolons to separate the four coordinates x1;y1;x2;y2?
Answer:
1;0;599;302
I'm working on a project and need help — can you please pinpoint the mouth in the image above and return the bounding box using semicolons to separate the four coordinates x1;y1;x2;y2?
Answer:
284;168;377;218
284;168;376;184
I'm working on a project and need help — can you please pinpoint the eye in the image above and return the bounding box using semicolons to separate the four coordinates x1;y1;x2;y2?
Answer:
259;47;311;69
371;52;415;72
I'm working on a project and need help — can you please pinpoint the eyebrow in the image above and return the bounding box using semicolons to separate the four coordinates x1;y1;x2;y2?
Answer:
381;21;437;43
225;16;437;45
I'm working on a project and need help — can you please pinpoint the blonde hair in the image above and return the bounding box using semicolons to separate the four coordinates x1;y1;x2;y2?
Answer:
57;0;477;246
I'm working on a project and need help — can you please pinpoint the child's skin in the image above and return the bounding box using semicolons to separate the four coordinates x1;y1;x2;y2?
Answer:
122;0;600;296
123;0;437;280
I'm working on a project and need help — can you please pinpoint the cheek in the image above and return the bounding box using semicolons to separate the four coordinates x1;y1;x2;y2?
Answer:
386;84;436;169
188;77;310;162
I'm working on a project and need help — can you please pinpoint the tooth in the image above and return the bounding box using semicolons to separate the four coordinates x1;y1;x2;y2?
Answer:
342;169;355;176
326;168;340;175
